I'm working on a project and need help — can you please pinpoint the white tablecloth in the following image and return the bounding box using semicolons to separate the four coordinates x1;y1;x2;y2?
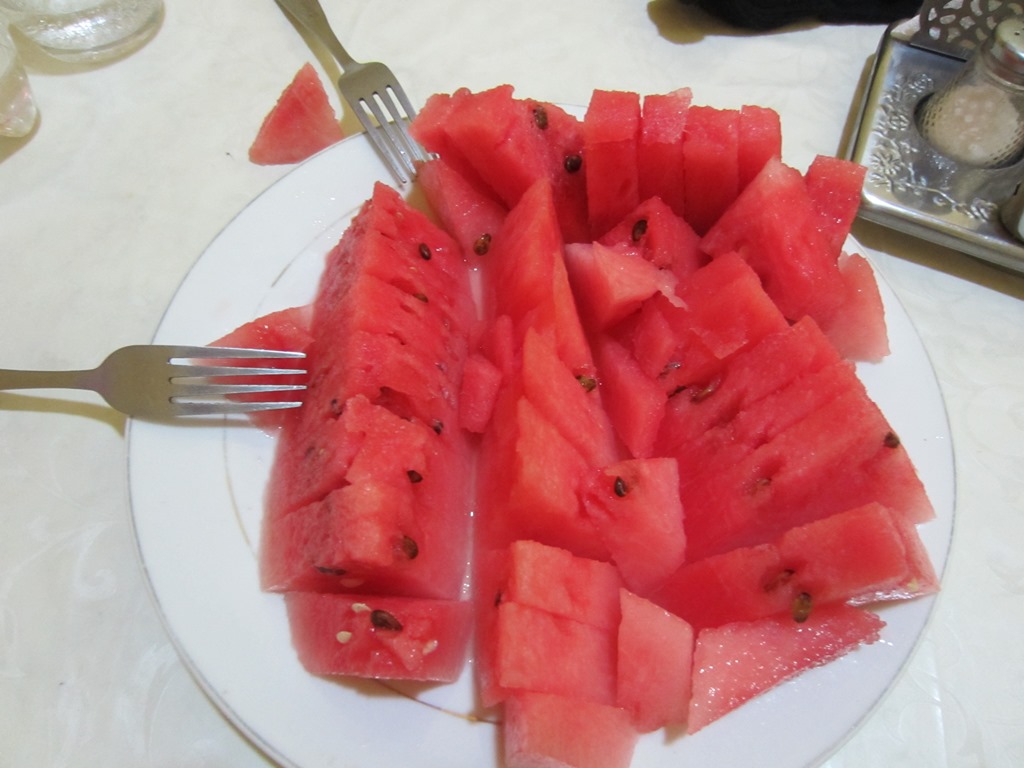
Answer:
1;1;1022;765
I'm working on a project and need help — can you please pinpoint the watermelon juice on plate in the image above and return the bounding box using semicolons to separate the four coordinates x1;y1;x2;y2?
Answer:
128;89;955;768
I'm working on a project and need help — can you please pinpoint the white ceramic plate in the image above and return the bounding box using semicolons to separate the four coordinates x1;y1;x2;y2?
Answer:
128;131;956;768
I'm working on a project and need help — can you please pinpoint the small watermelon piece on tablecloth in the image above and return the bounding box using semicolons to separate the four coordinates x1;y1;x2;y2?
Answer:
249;63;343;165
284;592;472;682
688;603;885;733
616;589;694;733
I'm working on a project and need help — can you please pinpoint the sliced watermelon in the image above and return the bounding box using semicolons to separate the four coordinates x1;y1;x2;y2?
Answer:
638;88;692;217
584;89;642;238
504;691;639;768
249;63;343;165
616;589;694;733
284;591;471;682
688;603;885;733
737;104;782;190
597;195;705;281
682;106;739;235
416;156;508;260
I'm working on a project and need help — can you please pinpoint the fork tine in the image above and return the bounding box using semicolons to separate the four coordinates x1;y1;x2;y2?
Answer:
173;382;306;397
171;399;305;417
163;346;306;361
172;364;307;379
354;99;417;183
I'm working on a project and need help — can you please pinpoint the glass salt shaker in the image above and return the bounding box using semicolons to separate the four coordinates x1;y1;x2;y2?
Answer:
917;17;1024;169
0;16;37;138
0;0;164;64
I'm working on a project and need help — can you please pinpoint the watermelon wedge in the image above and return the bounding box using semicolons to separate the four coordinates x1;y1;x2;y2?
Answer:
249;63;344;165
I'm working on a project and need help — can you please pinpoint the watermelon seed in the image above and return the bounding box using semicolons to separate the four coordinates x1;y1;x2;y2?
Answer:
532;105;549;129
792;592;813;623
631;219;648;242
407;469;424;484
335;631;353;644
418;242;432;260
576;374;598;392
690;378;720;403
668;385;687;398
884;431;901;448
494;590;503;606
422;639;439;656
370;609;404;632
351;602;372;613
329;398;343;417
614;476;629;497
413;292;429;303
473;233;492;255
432;419;444;435
564;154;582;173
400;535;420;560
314;565;347;576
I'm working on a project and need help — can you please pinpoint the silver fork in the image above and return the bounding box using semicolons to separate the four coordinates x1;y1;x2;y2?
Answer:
0;345;306;420
274;0;429;184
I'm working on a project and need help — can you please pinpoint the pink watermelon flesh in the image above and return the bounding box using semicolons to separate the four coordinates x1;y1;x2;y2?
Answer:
682;106;740;235
592;334;667;459
649;502;937;631
617;589;694;733
416;156;508;260
563;241;677;331
638;88;692;218
249;63;343;165
818;250;890;362
598;195;705;281
284;591;471;682
701;158;846;329
737;104;782;190
688;603;885;733
803;154;867;258
584;89;642;238
504;691;639;768
581;458;686;594
459;352;503;433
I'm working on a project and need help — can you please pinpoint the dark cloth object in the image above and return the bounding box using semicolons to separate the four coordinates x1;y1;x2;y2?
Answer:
689;0;922;29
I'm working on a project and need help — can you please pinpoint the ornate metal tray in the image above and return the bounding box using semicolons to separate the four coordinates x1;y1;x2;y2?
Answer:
846;2;1024;273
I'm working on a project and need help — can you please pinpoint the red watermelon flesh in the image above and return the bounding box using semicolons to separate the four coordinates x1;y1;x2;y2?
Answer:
488;179;594;377
211;304;313;430
518;328;619;468
249;63;343;166
504;691;639;768
616;589;694;733
638;88;692;217
597;195;705;281
261;394;472;600
700;158;845;328
529;99;590;243
737;104;782;189
818;250;890;362
563;241;678;331
491;601;617;705
679;386;933;560
416;156;508;260
284;591;471;682
655;316;842;458
584;89;642;238
688;603;885;733
459;352;503;433
804;154;867;258
581;458;686;594
682;106;739;235
592;334;667;459
477;393;608;560
650;503;936;631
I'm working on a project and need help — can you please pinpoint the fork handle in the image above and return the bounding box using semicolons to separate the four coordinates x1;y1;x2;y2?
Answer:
274;0;357;70
0;368;96;393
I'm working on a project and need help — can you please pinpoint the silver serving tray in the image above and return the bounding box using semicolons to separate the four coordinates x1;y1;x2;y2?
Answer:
846;18;1024;274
